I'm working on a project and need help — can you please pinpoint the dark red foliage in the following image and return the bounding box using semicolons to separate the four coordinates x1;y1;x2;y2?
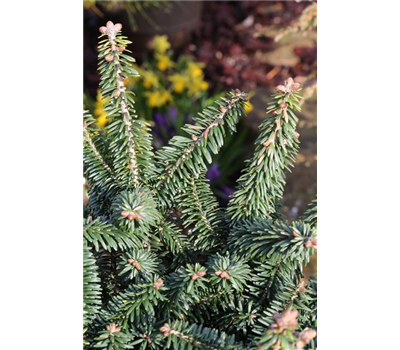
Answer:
183;1;316;92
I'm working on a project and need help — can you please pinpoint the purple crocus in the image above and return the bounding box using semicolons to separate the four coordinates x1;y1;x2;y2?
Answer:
206;163;221;181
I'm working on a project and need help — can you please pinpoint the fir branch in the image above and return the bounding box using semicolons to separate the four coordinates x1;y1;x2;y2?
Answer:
83;111;119;195
156;220;188;255
166;263;209;315
84;114;114;178
98;21;153;187
92;323;134;349
300;198;317;229
160;320;242;350
84;218;142;252
228;219;317;264
118;249;162;283
154;90;248;202
110;187;160;240
84;241;102;327
207;253;251;293
106;277;166;329
178;174;224;251
227;78;302;224
100;22;139;185
217;298;259;337
255;309;316;350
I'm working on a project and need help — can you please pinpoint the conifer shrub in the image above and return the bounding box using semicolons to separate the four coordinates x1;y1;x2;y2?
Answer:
83;21;317;350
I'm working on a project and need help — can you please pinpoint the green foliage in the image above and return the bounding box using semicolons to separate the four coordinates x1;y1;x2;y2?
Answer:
118;249;162;283
93;324;134;349
166;263;209;316
207;253;251;292
111;188;160;237
97;25;154;187
228;220;316;264
103;277;167;330
84;241;102;327
153;89;248;205
177;174;224;251
83;22;317;350
160;320;242;350
227;82;302;224
84;218;141;252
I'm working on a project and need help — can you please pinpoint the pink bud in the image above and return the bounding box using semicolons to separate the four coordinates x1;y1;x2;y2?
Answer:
99;26;107;34
304;239;313;248
276;85;287;93
160;324;170;333
107;323;121;335
220;271;230;280
131;213;141;221
291;82;301;92
121;210;130;218
132;261;141;270
154;278;164;290
197;271;206;277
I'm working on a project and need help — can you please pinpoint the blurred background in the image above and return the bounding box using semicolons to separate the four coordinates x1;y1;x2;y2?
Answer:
83;0;317;223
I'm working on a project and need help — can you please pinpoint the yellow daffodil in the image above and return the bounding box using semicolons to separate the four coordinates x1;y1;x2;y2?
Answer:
94;90;109;128
146;91;159;108
160;90;172;105
187;61;205;79
183;60;209;96
168;73;187;93
244;101;254;113
187;77;209;96
152;35;171;54
96;114;108;128
199;81;208;91
145;90;172;108
156;54;174;71
244;92;255;113
141;70;159;89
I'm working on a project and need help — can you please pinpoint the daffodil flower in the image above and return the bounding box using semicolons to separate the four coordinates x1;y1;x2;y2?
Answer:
168;73;187;93
145;90;172;108
244;101;254;113
152;35;171;54
187;61;205;78
141;70;160;89
156;54;175;71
